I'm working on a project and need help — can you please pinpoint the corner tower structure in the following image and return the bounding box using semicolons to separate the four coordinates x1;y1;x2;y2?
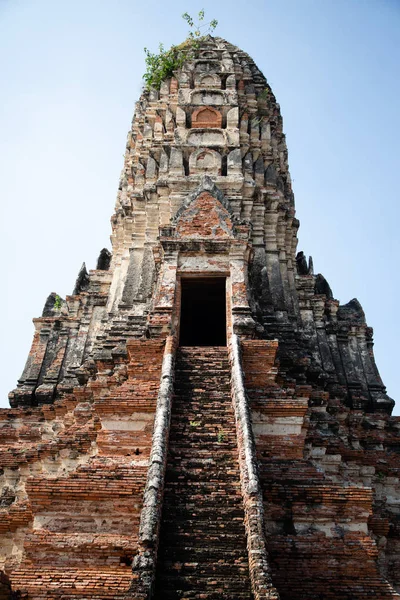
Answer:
1;36;400;600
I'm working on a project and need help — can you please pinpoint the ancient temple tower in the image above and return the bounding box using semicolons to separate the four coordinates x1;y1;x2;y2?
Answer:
1;36;400;600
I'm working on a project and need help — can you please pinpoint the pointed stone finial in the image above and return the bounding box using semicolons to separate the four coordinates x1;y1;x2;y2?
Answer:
42;292;65;316
315;274;333;299
96;248;112;271
73;263;90;295
337;298;366;324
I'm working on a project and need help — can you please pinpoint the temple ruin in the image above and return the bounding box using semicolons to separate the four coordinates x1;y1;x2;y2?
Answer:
1;36;399;600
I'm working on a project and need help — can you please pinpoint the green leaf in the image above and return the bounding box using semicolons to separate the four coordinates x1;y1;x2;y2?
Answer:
142;12;219;89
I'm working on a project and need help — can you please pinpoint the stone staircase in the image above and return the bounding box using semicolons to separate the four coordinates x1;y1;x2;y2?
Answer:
93;314;148;359
153;347;253;600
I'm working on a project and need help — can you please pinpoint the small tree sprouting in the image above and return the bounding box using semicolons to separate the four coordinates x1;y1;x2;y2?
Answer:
143;10;218;90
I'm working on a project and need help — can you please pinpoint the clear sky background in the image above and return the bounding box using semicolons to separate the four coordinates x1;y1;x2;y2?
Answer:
0;0;399;412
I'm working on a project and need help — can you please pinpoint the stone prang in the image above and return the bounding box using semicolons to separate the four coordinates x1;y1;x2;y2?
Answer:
1;36;399;600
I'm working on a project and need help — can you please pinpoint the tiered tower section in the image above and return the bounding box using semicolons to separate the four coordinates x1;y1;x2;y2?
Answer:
10;37;391;414
1;36;399;600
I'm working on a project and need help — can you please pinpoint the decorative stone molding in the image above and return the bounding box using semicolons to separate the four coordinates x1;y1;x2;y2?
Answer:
230;334;280;599
128;335;176;599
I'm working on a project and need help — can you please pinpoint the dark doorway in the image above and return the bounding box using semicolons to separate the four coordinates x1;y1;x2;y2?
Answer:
179;278;227;346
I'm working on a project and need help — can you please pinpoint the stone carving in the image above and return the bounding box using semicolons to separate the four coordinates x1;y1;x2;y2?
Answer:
194;72;221;88
296;251;311;275
227;106;239;128
96;248;111;271
189;148;221;175
191;90;226;105
199;50;218;59
194;59;219;73
176;191;233;238
191;106;222;128
73;262;90;294
337;297;366;323
314;273;333;299
187;128;225;147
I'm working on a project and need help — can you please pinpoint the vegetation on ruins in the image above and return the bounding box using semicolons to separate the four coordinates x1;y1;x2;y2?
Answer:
143;10;218;90
217;429;225;443
53;294;62;310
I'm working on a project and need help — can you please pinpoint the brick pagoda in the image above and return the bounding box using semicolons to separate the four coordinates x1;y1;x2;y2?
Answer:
1;36;399;600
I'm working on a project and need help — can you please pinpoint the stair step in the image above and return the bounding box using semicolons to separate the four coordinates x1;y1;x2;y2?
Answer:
154;350;252;599
155;546;248;559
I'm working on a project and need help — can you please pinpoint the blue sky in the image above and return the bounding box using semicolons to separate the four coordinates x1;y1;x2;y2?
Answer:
0;0;399;412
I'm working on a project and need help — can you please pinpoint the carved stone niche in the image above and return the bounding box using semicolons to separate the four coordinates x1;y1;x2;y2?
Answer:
191;89;227;105
199;50;218;59
194;60;219;73
189;148;222;175
187;129;225;147
194;72;221;89
192;107;222;128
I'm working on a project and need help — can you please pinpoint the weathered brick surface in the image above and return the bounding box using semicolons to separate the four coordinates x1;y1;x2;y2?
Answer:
2;34;400;599
241;340;400;598
176;191;233;239
0;341;164;598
